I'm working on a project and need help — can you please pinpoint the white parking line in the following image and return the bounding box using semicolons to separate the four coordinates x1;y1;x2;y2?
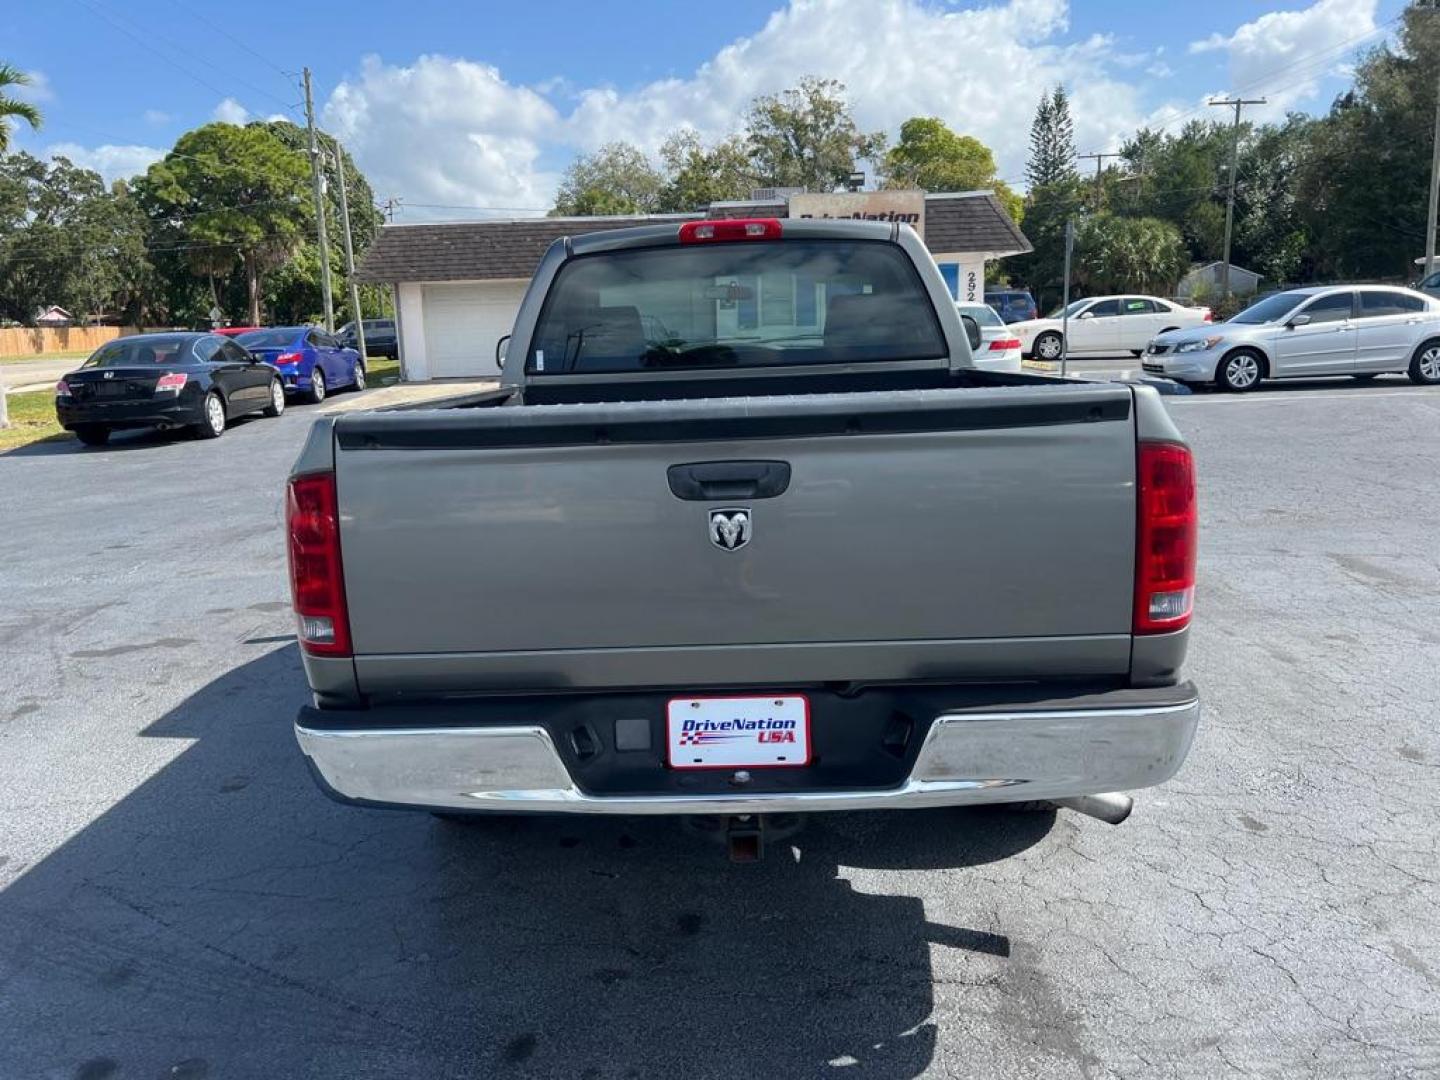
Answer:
1168;388;1440;405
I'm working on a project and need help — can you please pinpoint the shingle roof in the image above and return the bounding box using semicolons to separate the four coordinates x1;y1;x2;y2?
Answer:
355;194;1029;284
354;215;699;284
923;192;1031;257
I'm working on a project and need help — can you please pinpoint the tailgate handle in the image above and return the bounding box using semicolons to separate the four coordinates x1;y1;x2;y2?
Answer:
668;460;791;501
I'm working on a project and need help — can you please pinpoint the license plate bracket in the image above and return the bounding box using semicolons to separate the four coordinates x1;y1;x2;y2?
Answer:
666;695;811;770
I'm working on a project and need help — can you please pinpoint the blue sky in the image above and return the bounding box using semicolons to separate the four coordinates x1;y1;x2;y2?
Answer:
6;0;1410;217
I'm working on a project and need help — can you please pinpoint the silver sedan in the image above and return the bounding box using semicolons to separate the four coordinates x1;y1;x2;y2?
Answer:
1143;285;1440;391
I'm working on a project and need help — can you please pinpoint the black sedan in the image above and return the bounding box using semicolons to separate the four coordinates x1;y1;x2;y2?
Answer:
55;332;286;446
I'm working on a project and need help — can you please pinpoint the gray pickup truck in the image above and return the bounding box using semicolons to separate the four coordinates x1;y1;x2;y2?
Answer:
287;217;1199;856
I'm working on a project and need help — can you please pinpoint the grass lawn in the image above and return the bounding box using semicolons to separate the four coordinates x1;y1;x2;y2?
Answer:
366;355;400;385
0;390;67;451
0;349;90;365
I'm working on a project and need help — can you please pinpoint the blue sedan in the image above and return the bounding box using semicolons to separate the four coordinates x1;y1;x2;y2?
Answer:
235;326;365;403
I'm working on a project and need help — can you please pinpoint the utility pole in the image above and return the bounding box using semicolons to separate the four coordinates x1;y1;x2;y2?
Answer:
378;196;401;223
303;67;335;332
1209;97;1266;301
1060;219;1075;378
1424;1;1440;280
1077;152;1124;211
327;138;367;365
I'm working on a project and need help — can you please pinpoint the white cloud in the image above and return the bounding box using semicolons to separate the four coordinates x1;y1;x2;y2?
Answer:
212;98;250;125
143;109;171;126
321;0;1158;217
323;54;563;215
43;142;164;184
1188;0;1379;116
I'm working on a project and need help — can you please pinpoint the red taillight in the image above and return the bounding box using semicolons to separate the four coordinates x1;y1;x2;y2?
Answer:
989;338;1022;351
55;379;72;397
155;372;188;393
1135;442;1197;634
276;352;301;365
1202;309;1214;322
287;472;351;656
678;218;782;244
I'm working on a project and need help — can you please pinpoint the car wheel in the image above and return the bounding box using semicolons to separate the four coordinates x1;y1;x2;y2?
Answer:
1217;349;1263;392
74;425;110;447
351;363;366;392
1408;340;1440;385
196;391;226;439
262;379;286;417
308;370;326;404
1034;331;1063;362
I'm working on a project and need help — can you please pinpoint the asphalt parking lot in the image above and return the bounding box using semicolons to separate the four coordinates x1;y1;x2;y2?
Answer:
2;377;1438;1079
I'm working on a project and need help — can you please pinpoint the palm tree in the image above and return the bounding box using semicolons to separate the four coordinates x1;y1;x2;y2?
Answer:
0;63;43;154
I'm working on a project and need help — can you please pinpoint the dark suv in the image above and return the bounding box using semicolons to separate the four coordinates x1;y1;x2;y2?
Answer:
984;289;1038;324
336;318;398;359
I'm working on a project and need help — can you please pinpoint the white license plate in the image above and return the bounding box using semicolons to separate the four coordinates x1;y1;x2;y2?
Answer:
666;695;811;770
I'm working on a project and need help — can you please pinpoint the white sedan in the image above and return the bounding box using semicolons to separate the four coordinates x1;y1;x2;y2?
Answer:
1009;295;1213;361
956;302;1023;373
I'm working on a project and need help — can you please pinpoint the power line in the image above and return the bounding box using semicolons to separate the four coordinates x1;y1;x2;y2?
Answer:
164;0;293;79
70;0;302;118
1076;151;1124;210
1066;12;1402;166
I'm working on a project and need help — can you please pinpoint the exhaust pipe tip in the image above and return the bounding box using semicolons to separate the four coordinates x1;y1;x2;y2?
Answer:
1052;792;1133;825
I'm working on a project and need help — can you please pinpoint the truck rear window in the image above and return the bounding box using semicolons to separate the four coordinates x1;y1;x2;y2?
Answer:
526;239;946;375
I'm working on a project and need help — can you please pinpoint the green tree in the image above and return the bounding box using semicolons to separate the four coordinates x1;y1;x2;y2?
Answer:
1296;3;1440;279
551;142;665;216
253;120;383;322
884;117;995;190
137;122;311;325
1008;178;1086;308
1074;214;1188;295
1233;115;1314;285
656;130;753;212
1025;86;1076;188
0;63;42;154
1119;120;1230;261
745;77;885;191
0;154;152;324
882;116;1021;220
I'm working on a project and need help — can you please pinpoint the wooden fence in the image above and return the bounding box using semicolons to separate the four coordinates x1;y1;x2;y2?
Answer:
0;325;141;357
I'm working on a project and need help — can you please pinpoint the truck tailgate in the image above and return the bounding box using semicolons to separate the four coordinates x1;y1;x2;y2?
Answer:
332;384;1138;693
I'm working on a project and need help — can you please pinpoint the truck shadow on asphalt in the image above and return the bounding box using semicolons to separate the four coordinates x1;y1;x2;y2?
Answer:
0;647;1054;1080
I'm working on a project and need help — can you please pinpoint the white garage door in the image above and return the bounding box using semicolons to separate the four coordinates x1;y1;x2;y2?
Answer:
421;281;529;379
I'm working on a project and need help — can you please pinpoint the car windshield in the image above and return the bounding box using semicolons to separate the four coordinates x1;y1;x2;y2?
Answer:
1229;292;1307;325
526;239;947;375
956;304;1003;327
1047;300;1091;319
237;329;301;348
82;336;198;367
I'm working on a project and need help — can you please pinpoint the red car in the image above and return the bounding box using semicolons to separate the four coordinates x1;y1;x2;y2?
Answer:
215;326;261;338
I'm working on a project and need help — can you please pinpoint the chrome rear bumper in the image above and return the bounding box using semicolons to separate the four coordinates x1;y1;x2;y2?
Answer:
296;690;1199;815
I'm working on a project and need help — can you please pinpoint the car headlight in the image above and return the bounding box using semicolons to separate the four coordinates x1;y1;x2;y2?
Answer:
1175;336;1224;354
